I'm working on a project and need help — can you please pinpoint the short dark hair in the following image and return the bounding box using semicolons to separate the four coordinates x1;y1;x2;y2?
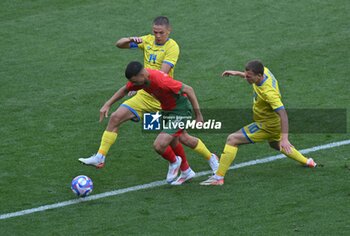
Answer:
153;16;170;27
245;60;264;75
125;61;143;79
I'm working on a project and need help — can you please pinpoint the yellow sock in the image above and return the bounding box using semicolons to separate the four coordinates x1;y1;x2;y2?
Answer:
281;147;308;165
216;144;238;177
193;139;212;160
98;131;118;156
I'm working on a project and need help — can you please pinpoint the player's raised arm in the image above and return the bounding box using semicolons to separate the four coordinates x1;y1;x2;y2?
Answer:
182;84;203;123
222;70;245;78
115;37;143;48
99;85;128;122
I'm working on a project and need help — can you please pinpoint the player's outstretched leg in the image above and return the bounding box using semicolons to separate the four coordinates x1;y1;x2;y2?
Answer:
200;143;237;186
269;141;317;168
79;106;135;168
200;130;250;185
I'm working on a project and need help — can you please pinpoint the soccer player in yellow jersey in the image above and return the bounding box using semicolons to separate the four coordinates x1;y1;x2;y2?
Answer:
115;16;179;117
79;17;218;183
201;60;317;186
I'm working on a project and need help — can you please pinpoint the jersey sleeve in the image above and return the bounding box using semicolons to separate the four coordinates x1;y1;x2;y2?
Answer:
165;77;183;94
263;89;284;111
151;69;183;94
129;35;147;49
162;41;180;68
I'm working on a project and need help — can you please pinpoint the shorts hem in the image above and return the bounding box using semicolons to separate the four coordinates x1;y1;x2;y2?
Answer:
120;104;140;122
241;128;254;143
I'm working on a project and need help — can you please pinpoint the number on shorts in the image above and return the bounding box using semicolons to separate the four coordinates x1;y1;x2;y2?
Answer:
248;123;260;133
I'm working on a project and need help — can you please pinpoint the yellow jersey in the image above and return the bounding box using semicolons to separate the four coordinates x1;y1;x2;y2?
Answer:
252;67;284;124
130;34;180;78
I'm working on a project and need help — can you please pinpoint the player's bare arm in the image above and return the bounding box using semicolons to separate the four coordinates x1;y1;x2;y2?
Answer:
160;63;172;74
99;86;128;122
182;84;203;123
276;108;293;154
115;37;143;48
222;70;245;78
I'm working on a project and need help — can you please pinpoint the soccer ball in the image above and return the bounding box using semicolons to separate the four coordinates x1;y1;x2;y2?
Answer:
71;175;93;197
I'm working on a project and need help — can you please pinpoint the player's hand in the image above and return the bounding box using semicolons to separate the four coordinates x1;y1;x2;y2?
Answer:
129;37;142;44
99;104;110;122
195;113;204;124
222;70;237;76
128;91;137;96
280;138;294;154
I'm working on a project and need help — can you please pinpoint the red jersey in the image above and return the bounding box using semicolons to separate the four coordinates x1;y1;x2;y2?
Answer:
126;69;186;111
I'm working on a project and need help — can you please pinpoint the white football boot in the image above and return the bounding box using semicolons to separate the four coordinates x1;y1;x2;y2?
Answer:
306;158;317;168
166;156;182;183
171;168;196;185
200;175;224;186
78;153;105;169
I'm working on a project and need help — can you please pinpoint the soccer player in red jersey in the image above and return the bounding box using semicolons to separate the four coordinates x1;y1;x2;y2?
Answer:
79;17;218;176
97;61;216;184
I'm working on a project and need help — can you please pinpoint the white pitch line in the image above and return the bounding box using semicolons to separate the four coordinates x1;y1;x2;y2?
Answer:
1;139;350;220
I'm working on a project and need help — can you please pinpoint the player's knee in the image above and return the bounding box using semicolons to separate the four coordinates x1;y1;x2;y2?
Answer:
153;140;165;154
109;111;123;126
226;133;239;146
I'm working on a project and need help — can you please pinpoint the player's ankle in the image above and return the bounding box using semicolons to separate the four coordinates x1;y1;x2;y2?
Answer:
182;167;192;175
214;174;224;180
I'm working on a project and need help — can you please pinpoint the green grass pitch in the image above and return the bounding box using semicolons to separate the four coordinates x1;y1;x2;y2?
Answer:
0;0;349;235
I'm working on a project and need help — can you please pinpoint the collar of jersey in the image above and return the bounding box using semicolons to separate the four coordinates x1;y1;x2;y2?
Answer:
154;38;169;46
257;74;268;86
